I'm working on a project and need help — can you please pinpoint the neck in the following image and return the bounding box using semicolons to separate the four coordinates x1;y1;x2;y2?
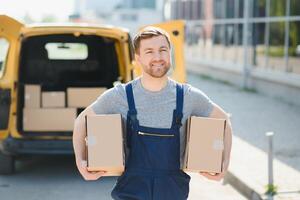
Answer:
140;73;168;92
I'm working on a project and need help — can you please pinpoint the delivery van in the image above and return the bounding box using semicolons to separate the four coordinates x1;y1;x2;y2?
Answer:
0;15;186;174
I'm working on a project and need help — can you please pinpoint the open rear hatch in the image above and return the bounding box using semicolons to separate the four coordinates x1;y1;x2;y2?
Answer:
17;33;122;137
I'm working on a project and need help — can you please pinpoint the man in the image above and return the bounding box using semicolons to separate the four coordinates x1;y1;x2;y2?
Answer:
73;26;232;200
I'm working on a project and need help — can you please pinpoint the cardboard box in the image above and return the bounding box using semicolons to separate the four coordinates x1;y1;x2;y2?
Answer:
42;91;66;108
183;116;226;173
67;87;106;108
23;108;76;131
86;114;124;176
24;85;41;108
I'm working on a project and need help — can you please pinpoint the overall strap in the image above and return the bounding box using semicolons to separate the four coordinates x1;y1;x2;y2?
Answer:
176;83;184;115
173;83;184;129
125;83;137;116
125;83;138;148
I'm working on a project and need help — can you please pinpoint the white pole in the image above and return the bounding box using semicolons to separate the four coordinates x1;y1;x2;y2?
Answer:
242;0;250;88
284;0;291;72
266;131;274;200
264;0;270;69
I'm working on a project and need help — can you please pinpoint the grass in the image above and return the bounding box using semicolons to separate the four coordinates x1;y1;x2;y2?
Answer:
240;87;257;93
198;74;233;86
257;46;297;57
265;184;278;196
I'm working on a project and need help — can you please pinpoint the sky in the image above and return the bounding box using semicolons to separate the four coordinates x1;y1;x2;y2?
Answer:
0;0;76;22
0;0;124;23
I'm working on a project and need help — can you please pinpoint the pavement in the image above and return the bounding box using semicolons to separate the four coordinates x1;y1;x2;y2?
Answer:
187;62;300;200
0;155;246;200
187;172;247;200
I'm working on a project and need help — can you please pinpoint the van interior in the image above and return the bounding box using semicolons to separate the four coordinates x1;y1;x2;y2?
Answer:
17;34;122;136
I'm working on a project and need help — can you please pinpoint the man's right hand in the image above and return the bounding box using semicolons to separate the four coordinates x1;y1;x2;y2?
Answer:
77;160;107;181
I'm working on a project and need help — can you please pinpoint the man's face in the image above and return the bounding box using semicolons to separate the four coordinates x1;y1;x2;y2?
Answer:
135;35;171;78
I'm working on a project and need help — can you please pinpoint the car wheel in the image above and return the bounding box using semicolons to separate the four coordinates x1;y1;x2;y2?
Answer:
0;151;15;175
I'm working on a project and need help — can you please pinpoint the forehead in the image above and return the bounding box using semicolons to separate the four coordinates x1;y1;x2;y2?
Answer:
139;35;169;49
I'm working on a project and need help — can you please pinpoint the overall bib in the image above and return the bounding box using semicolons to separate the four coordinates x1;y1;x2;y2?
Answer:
111;83;191;200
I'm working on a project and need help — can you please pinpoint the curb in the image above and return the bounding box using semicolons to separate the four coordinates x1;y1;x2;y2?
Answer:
225;171;263;200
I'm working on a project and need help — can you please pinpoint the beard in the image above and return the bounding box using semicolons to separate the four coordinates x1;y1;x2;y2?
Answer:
144;61;171;78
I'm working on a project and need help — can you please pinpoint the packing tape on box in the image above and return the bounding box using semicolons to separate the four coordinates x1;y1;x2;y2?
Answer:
87;135;97;146
213;139;224;150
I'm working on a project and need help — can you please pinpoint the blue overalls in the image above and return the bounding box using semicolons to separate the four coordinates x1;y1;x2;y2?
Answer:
111;82;191;200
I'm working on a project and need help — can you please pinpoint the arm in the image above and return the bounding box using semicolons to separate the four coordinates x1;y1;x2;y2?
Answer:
200;103;232;181
72;105;106;180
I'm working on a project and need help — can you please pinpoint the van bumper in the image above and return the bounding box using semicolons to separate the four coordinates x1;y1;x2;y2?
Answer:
1;136;74;155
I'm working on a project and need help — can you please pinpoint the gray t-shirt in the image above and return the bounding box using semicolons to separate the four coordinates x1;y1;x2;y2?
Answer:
91;77;214;168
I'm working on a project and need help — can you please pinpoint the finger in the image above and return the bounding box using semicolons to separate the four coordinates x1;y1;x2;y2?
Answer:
95;171;106;178
199;172;215;177
200;172;222;180
200;172;215;179
83;171;106;180
90;171;107;180
200;172;222;176
90;170;107;174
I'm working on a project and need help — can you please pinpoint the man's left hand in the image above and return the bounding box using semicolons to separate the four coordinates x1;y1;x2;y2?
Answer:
199;171;226;181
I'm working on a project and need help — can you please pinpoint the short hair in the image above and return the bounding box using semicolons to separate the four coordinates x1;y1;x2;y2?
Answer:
133;26;171;54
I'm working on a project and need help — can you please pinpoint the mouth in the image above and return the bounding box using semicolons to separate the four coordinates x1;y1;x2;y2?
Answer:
150;63;165;68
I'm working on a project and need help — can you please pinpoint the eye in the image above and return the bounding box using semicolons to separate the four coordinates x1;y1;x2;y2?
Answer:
145;51;153;54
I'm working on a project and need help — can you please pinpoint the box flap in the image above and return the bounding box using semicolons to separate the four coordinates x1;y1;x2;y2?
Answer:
183;116;192;170
85;115;89;168
221;119;226;172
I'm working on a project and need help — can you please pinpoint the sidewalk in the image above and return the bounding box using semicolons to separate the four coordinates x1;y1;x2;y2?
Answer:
187;172;247;200
187;63;300;200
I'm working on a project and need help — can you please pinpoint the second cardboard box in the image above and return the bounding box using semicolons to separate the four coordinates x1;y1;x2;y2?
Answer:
183;116;226;173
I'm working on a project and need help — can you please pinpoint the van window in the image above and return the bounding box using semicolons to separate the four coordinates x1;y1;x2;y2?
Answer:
0;38;10;78
45;43;88;60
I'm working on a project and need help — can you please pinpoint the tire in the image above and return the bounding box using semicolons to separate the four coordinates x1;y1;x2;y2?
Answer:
0;151;15;175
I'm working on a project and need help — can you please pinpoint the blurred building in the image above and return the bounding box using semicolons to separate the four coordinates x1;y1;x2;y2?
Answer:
70;0;119;23
70;0;164;35
107;0;164;35
164;0;300;106
109;8;162;35
123;0;156;9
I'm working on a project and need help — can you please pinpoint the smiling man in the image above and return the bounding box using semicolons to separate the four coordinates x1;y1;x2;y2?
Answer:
73;26;232;200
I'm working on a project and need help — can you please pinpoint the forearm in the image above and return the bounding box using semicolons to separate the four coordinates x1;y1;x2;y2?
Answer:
73;113;87;165
72;106;95;165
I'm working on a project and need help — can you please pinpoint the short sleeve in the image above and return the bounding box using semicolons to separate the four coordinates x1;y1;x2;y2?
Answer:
185;84;214;117
91;87;121;114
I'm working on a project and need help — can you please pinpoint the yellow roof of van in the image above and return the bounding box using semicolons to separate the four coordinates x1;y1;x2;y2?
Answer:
20;22;130;40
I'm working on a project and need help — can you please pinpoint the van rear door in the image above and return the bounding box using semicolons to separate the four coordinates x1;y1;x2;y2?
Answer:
0;15;24;139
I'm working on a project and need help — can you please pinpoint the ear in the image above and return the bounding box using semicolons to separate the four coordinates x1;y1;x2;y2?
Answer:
134;53;140;63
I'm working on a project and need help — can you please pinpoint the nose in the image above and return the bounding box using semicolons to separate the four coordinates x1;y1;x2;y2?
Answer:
152;51;162;61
